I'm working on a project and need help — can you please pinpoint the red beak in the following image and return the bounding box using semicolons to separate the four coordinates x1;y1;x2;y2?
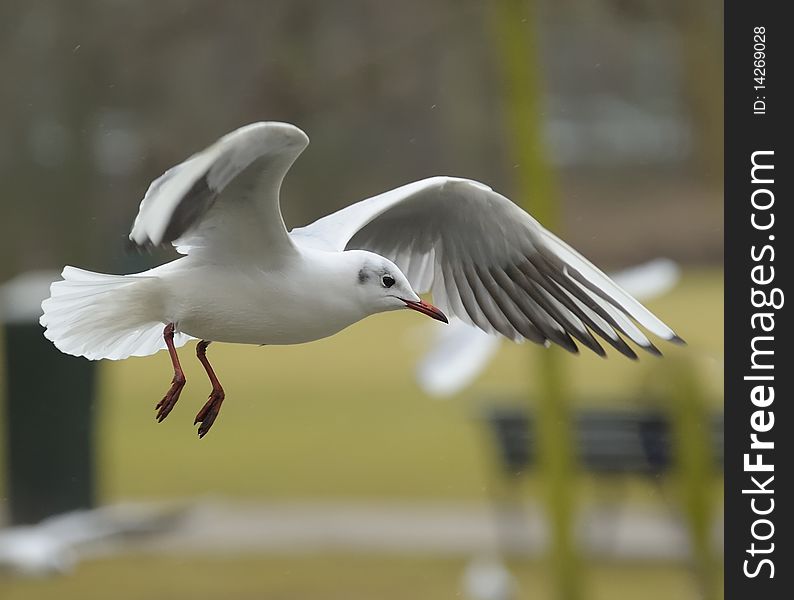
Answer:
403;299;448;323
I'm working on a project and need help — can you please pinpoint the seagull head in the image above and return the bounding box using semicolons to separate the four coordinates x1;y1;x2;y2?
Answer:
350;252;448;323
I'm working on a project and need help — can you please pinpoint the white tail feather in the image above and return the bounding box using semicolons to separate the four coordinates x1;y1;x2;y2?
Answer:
40;266;191;360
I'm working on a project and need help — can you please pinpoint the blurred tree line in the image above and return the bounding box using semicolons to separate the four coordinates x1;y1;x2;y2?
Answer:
0;0;721;283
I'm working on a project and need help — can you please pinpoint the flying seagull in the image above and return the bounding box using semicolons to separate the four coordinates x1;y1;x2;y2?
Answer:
40;122;683;437
0;504;184;577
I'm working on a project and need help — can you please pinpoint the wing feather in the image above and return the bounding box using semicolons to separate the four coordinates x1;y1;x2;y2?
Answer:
129;122;308;263
478;266;551;346
291;176;682;356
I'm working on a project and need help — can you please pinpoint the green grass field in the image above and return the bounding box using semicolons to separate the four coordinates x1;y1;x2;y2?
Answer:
0;267;723;599
0;555;721;600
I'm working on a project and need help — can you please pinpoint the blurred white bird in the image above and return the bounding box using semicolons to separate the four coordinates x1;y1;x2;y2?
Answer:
40;122;683;437
463;556;517;600
0;505;181;578
417;259;681;397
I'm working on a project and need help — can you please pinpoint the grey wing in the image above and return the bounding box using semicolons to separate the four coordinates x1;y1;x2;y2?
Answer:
129;122;309;262
292;177;684;358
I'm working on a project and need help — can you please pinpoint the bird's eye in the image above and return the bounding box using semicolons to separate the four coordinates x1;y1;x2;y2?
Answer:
382;275;395;288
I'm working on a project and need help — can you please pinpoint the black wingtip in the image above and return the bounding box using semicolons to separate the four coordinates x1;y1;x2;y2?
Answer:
125;236;143;253
578;337;606;358
607;335;638;360
579;332;607;358
642;343;663;358
669;334;687;346
552;335;579;355
125;236;158;254
618;343;639;361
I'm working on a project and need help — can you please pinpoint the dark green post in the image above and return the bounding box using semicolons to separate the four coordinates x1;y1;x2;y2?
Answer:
1;272;97;524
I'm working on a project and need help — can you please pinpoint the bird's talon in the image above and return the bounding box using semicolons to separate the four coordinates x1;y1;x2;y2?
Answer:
194;390;224;438
155;376;185;422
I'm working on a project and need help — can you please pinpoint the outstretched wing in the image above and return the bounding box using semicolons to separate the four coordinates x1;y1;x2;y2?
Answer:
129;122;309;263
291;177;684;358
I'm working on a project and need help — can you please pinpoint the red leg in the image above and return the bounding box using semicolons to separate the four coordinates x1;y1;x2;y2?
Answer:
155;323;186;422
193;340;225;438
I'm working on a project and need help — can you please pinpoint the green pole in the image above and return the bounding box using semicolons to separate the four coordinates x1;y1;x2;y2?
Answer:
489;2;582;599
655;358;720;600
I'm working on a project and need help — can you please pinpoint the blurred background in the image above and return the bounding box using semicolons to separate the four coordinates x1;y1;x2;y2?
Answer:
0;0;722;599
